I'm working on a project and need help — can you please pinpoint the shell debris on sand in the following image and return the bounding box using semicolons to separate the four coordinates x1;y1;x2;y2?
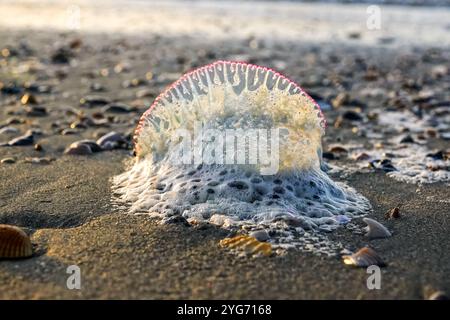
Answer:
342;247;385;267
220;235;272;257
0;224;33;259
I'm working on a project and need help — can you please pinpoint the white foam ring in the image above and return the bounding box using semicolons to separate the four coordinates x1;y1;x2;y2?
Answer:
113;61;371;256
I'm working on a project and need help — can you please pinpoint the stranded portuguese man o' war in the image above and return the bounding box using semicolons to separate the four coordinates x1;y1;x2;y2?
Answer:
113;61;371;252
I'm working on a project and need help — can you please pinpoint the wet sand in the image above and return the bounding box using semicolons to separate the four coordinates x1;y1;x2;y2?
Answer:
1;159;449;299
0;0;449;299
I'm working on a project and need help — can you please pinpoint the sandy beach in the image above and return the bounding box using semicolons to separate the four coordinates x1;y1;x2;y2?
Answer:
0;0;449;299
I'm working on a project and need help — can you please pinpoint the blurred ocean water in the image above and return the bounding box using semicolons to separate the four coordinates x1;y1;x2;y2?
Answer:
166;0;450;7
269;0;450;6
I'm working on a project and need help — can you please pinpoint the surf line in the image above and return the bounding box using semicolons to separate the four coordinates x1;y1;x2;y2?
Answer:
177;304;211;318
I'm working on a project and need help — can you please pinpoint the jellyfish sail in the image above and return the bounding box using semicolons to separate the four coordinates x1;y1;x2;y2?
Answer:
113;61;370;238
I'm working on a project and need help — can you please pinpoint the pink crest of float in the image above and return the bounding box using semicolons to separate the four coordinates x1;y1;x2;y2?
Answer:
133;60;326;154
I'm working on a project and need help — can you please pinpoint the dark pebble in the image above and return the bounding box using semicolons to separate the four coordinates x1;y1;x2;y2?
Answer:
102;103;136;113
329;146;348;154
160;215;190;226
342;110;363;121
51;47;72;64
322;152;335;160
6;117;25;125
136;89;156;98
70;120;88;129
0;83;22;95
354;152;370;161
400;135;415;143
381;164;397;172
25;105;47;117
79;95;112;107
25;83;52;94
369;159;397;172
426;150;448;161
61;128;79;135
74;140;102;152
64;142;93;155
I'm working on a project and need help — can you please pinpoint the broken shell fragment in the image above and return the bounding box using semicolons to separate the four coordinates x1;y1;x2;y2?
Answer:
353;152;371;161
220;235;272;256
64;141;93;155
363;217;392;239
96;131;127;150
342;247;385;267
8;133;34;146
0;224;33;259
328;146;348;155
79;95;111;107
1;157;16;164
74;140;102;152
0;126;20;135
428;291;449;300
385;207;401;219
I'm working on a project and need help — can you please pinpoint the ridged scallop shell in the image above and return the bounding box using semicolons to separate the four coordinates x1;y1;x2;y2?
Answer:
0;224;33;258
363;217;392;239
342;247;385;267
220;235;272;256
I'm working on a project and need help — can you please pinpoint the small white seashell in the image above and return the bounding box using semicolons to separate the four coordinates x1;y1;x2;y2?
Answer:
363;217;391;239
